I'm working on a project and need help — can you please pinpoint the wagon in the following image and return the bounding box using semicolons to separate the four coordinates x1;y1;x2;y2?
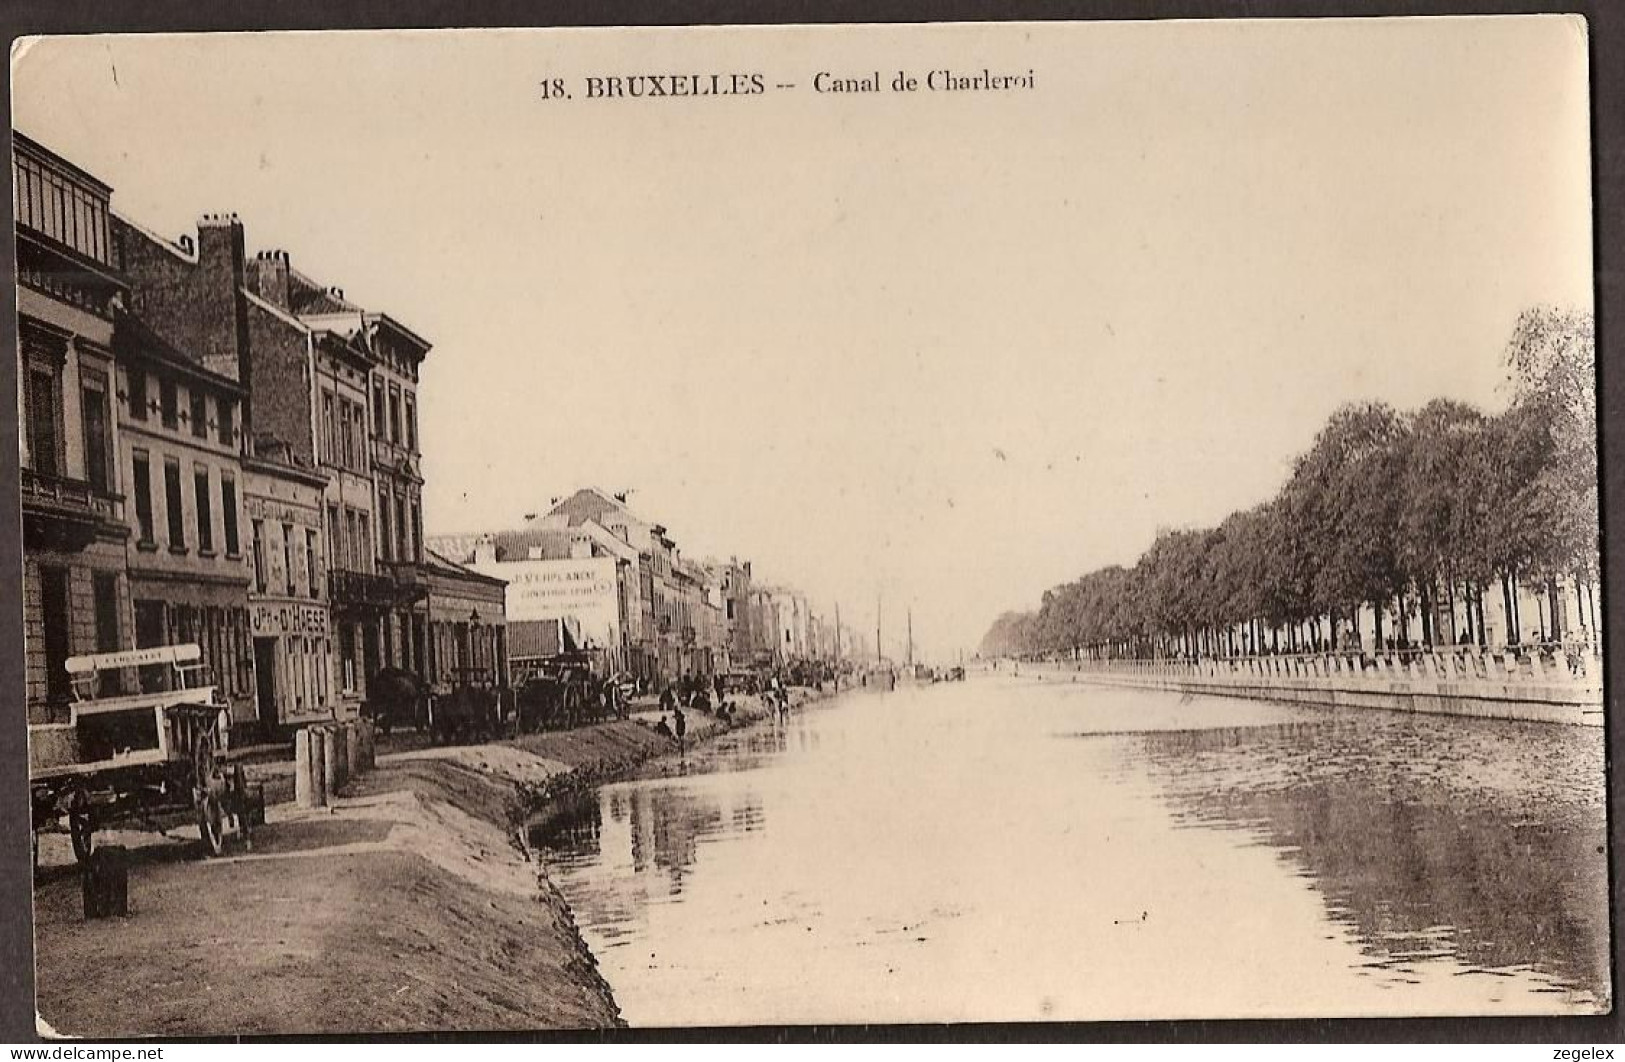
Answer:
29;645;264;867
512;652;603;733
428;666;502;744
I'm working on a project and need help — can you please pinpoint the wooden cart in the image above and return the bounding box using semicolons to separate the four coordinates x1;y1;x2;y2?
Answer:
29;645;264;867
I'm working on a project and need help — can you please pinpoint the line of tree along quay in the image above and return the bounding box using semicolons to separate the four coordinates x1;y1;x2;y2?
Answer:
980;308;1598;663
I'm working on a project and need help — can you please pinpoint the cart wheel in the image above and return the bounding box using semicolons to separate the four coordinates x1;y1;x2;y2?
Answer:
67;788;95;865
198;792;226;857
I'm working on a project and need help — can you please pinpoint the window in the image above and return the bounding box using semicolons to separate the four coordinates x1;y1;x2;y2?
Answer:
405;395;417;451
283;523;296;595
373;378;386;435
160;378;178;429
194;466;214;552
328;503;342;571
410;498;423;563
26;366;59;477
340;401;355;469
81;370;111;492
163;457;185;549
190;390;208;439
358;513;371;572
378;493;393;563
221;474;240;555
340;624;357;692
39;566;72;705
350;399;366;469
92;573;122;696
321;390;336;464
306;530;320;599
396;493;409;562
219;400;234;447
251;520;267;593
345;509;360;571
388;386;401;444
132;450;154;543
127;367;148;421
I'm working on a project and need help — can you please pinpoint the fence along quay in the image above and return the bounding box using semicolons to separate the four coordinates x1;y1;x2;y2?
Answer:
1024;644;1603;726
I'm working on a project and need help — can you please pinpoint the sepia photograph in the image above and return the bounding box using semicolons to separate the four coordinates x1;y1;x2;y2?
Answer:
8;16;1606;1035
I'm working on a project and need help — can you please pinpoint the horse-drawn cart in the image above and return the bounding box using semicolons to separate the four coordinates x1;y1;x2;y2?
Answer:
29;645;264;867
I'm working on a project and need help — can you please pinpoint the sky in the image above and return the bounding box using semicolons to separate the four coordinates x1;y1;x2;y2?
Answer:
12;19;1594;662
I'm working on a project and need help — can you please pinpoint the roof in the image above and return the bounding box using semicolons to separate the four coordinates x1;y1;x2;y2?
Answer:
240;287;310;333
241;449;329;489
545;486;650;529
366;312;431;357
115;211;197;265
113;311;245;396
14;131;113;195
287;269;364;315
423;548;507;588
429;517;641;568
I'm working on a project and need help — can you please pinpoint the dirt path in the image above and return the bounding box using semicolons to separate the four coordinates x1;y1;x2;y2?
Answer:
34;748;621;1037
33;693;834;1037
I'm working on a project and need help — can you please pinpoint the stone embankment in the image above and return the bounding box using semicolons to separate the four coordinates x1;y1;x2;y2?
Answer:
1021;650;1603;726
33;688;827;1038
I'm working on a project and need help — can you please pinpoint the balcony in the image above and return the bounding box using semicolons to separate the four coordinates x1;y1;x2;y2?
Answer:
370;437;421;481
329;564;430;612
21;468;124;551
16;228;129;321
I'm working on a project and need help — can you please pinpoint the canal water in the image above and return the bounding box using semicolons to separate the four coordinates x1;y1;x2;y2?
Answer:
533;673;1611;1026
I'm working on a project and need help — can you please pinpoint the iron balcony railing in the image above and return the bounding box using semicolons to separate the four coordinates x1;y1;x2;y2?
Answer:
20;467;121;522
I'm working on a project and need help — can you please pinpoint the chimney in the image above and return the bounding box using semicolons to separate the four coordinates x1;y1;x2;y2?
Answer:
196;213;248;384
248;249;292;309
473;534;497;567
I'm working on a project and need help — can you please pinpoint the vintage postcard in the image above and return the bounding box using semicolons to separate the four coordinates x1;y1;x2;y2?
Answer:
11;18;1604;1035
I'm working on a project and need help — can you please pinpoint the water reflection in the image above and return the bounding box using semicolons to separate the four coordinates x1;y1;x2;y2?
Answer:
534;681;1610;1024
544;777;767;904
1133;715;1609;1004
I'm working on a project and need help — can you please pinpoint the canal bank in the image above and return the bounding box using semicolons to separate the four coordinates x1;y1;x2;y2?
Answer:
33;687;833;1036
1015;652;1603;726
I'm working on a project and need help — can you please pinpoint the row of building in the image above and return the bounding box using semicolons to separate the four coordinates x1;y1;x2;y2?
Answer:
17;132;506;738
17;131;843;737
428;486;844;685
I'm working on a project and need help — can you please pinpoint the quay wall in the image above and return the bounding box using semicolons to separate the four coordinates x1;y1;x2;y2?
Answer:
1021;657;1604;727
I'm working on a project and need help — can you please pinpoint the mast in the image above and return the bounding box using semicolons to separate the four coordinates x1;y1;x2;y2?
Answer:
876;594;882;664
907;608;914;669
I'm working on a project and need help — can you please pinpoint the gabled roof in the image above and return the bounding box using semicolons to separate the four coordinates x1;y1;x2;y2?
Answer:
424;547;507;588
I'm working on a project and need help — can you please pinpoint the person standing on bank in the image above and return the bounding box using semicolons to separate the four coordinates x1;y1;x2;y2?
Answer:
673;704;687;756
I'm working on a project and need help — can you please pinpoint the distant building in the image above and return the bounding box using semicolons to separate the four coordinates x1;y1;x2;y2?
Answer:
432;520;636;673
421;549;508;693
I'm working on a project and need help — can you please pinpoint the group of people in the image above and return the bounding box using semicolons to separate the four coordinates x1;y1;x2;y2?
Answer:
650;669;801;741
